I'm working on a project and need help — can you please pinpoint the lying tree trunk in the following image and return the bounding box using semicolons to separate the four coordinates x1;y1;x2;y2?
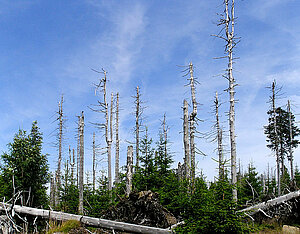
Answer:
0;203;172;234
238;190;300;215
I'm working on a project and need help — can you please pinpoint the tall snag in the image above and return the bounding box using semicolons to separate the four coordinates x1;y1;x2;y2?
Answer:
50;176;55;207
188;62;197;183
126;145;133;197
183;99;190;179
78;111;84;214
287;100;294;182
115;93;120;184
77;116;80;186
215;92;224;179
90;69;114;191
71;148;75;184
214;0;239;201
108;92;114;190
182;62;200;185
134;86;141;169
54;95;65;206
226;0;238;201
162;113;168;161
272;81;280;195
92;132;96;192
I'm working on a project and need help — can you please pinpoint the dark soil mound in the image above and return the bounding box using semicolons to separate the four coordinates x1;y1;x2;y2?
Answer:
101;190;177;228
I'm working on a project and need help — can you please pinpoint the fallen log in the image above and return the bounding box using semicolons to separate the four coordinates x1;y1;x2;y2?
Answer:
237;190;300;215
0;203;172;234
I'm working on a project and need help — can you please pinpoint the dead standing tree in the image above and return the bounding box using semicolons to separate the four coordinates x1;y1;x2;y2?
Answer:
52;95;66;207
269;81;281;195
214;0;239;201
215;92;225;179
226;0;238;202
182;62;201;186
126;145;134;197
92;132;96;192
115;92;120;184
287;100;294;183
183;99;190;180
162;113;169;161
71;148;75;184
188;62;198;183
135;86;141;169
78;111;84;214
57;95;64;189
108;92;114;191
77;116;80;186
90;69;114;191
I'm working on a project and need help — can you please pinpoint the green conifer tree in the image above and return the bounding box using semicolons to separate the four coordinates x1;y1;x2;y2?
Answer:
0;121;49;208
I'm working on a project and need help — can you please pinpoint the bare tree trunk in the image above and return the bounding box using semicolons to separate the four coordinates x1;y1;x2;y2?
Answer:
68;145;71;167
100;71;113;191
135;86;140;169
183;99;190;179
287;100;294;182
65;145;71;187
92;132;96;192
115;93;120;184
177;162;183;180
57;96;63;187
272;81;280;196
163;113;168;159
107;92;113;191
0;203;173;234
71;149;75;184
224;0;238;201
78;111;84;214
262;173;266;194
188;63;197;184
77;116;80;187
91;69;114;191
50;176;55;207
65;159;69;190
278;109;285;180
190;120;195;183
126;145;133;197
55;95;64;206
215;92;224;179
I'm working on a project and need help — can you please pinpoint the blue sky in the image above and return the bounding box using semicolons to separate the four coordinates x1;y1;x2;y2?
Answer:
0;0;300;182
